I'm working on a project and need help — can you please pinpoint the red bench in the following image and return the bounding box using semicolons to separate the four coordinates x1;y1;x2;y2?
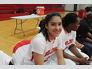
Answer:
0;4;64;20
0;7;20;10
0;13;30;21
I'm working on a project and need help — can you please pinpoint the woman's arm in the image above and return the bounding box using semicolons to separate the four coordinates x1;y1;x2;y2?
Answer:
87;32;92;39
63;51;89;65
34;52;44;65
56;49;66;65
69;45;83;58
82;37;92;43
63;51;80;62
68;45;89;65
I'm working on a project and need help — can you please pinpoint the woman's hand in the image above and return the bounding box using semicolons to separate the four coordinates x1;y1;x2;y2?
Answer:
75;44;84;49
75;41;84;49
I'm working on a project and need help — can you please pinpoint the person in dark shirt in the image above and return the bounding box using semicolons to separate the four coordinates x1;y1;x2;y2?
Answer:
76;12;92;57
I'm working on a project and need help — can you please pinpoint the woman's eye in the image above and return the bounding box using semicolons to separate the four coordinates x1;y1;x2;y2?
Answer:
51;24;55;26
58;23;62;26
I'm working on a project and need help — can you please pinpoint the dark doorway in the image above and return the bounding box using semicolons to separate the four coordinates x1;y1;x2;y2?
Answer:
74;4;77;11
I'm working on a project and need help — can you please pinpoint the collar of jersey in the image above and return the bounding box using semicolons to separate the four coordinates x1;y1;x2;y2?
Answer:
63;27;71;34
47;37;56;42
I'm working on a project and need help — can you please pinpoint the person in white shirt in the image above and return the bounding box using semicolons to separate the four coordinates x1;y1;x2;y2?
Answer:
0;51;12;65
21;12;66;65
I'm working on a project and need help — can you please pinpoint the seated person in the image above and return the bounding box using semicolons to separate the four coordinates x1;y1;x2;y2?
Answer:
12;12;66;65
0;51;12;65
78;8;86;19
76;12;92;57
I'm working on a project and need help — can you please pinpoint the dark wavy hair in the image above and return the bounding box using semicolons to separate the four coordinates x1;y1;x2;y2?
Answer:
39;12;62;40
62;13;79;27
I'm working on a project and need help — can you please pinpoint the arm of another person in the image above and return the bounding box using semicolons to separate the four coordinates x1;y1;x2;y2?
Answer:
63;51;89;65
79;27;92;43
82;37;92;43
34;52;44;65
69;44;89;65
77;21;92;43
87;32;92;39
56;49;66;65
69;44;83;58
63;51;81;62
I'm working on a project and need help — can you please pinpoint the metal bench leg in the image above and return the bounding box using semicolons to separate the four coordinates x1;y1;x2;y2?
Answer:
14;19;25;36
14;19;18;34
20;20;25;36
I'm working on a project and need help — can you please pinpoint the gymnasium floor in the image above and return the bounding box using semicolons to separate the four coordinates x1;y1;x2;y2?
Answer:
0;11;77;57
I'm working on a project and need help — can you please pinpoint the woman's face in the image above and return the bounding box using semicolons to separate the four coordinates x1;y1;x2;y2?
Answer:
72;17;80;31
45;16;62;40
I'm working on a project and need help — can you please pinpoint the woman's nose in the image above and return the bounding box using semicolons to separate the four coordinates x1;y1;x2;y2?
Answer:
55;25;60;30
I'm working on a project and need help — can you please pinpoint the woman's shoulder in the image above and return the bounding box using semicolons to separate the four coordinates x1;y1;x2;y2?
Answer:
30;33;46;48
32;33;46;43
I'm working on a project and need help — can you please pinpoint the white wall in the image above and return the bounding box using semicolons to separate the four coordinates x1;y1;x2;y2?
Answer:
78;4;91;9
64;4;91;11
77;4;79;10
65;4;74;11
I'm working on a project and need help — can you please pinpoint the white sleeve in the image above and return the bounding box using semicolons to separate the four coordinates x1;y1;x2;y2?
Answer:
31;37;45;55
0;51;12;65
72;31;76;44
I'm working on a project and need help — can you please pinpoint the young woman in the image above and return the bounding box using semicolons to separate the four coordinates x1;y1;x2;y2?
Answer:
22;12;66;65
